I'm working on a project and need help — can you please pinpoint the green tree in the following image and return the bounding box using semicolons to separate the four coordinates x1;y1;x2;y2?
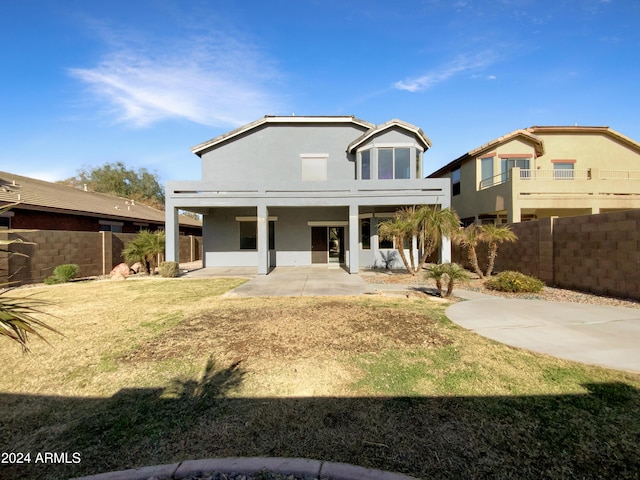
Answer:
1;203;60;351
377;205;460;275
377;216;412;273
453;224;485;279
123;230;166;275
59;162;165;209
482;224;518;277
414;205;460;272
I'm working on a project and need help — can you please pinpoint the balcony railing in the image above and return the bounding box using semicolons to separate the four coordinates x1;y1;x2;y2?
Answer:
479;168;640;189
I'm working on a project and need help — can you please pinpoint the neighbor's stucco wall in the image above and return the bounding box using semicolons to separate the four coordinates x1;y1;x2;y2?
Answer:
535;132;640;170
448;131;640;222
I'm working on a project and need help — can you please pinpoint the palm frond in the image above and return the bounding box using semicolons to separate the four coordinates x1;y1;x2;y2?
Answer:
0;292;61;352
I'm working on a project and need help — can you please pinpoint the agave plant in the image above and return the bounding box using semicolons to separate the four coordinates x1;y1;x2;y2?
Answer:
0;293;60;352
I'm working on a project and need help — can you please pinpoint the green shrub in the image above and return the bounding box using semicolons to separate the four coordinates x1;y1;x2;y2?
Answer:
44;264;80;285
159;261;180;278
485;271;544;293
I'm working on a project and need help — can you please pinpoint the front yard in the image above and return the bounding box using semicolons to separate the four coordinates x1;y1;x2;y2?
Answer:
1;278;639;479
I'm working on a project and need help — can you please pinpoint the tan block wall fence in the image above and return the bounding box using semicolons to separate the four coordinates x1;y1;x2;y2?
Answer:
0;230;202;286
453;209;640;301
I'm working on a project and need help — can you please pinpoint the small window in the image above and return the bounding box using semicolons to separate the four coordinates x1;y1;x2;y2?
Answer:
452;167;461;196
360;150;371;180
239;221;257;250
416;150;422;179
553;162;575;179
360;218;370;249
301;154;328;181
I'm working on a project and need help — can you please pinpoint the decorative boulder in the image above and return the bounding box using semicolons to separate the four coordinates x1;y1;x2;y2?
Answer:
130;262;143;274
110;271;126;281
110;263;131;278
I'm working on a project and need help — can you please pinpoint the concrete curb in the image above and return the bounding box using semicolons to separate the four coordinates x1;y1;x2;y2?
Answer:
71;457;418;480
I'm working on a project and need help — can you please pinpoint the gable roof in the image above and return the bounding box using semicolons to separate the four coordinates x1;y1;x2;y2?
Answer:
427;125;639;178
191;115;376;156
347;118;432;153
0;171;201;227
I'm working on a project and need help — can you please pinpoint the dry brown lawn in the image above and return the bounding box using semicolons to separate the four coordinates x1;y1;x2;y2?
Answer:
1;277;639;479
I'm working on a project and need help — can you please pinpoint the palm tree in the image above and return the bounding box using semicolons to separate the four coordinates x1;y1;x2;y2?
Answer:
482;224;518;277
123;230;166;274
453;224;485;279
377;216;412;273
425;263;470;298
414;205;460;272
1;203;60;351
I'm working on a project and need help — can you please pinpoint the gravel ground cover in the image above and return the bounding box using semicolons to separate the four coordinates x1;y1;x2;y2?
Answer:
362;269;640;309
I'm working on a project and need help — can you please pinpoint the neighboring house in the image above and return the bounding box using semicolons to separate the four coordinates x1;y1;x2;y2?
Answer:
428;126;640;224
0;171;201;235
165;115;451;274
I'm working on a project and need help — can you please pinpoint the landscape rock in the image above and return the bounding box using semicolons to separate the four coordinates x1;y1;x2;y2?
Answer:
110;271;126;281
131;262;143;274
110;263;131;277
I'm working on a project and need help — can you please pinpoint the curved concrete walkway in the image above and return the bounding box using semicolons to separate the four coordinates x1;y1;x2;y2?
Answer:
447;290;640;373
72;456;417;480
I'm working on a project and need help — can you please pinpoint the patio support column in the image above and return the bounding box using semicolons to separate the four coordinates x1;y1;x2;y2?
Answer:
348;203;359;274
165;206;179;262
257;203;269;275
440;234;452;264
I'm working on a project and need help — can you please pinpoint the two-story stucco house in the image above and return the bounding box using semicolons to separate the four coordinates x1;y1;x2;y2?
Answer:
165;115;451;274
428;126;640;224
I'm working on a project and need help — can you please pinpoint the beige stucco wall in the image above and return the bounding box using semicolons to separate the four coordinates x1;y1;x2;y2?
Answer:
535;132;640;170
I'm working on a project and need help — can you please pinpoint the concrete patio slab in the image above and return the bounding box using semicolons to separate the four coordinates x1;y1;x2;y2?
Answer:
224;266;376;297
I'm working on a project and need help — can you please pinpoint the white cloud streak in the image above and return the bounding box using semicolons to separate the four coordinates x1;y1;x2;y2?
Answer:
394;51;497;92
69;32;284;128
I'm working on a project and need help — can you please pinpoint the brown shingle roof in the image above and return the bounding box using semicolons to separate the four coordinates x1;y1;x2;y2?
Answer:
0;171;201;227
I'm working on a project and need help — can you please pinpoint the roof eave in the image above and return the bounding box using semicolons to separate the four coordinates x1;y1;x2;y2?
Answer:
347;119;432;153
191;116;375;156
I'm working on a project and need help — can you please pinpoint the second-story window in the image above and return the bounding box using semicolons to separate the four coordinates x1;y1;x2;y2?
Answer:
378;147;411;180
501;157;530;182
361;150;371;180
452;167;461;196
480;156;494;188
553;160;575;179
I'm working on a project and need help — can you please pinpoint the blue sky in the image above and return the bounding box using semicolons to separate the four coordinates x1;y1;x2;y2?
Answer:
2;0;639;185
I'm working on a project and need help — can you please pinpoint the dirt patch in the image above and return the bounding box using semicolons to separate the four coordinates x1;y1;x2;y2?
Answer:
122;298;450;364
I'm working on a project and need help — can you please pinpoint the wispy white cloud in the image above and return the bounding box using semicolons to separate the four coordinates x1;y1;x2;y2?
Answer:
69;30;284;128
393;51;498;92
